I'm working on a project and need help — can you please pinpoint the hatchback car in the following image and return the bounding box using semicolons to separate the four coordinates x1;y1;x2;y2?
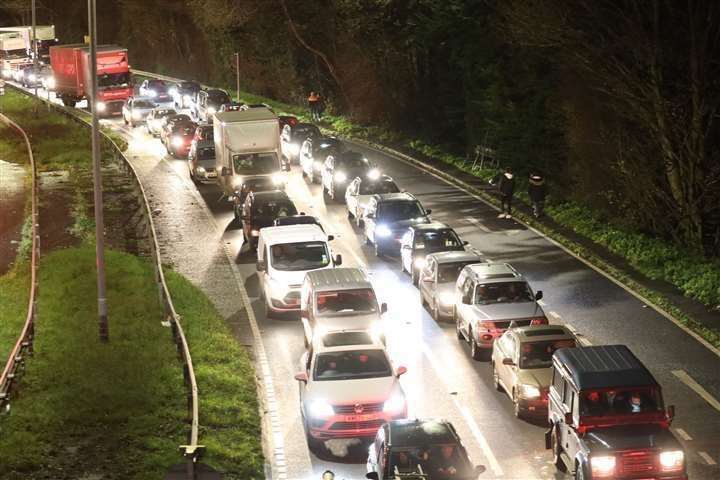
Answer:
231;176;278;221
169;80;201;109
492;325;576;418
159;114;193;145
300;136;343;184
419;251;485;322
281;122;322;164
295;336;407;450
400;223;468;285
366;418;485;480
164;121;197;158
138;79;172;105
188;140;216;183
455;263;547;360
322;151;378;202
362;193;432;257
345;175;401;226
145;107;177;136
121;97;156;127
240;190;298;249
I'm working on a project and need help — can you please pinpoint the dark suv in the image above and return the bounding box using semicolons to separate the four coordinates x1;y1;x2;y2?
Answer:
366;418;485;480
399;223;468;285
362;192;432;257
240;190;298;249
547;345;686;480
321;151;376;202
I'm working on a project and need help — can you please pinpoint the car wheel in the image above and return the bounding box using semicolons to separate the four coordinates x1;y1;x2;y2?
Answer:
551;427;567;472
365;231;372;246
470;329;483;360
455;313;464;340
375;242;384;257
123;116;128;125
411;268;419;286
264;298;274;319
432;301;442;322
233;203;240;223
347;209;354;220
512;390;523;419
492;362;503;391
356;214;364;228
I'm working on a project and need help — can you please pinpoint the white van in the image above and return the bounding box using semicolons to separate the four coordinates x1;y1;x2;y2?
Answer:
257;224;341;317
300;267;387;347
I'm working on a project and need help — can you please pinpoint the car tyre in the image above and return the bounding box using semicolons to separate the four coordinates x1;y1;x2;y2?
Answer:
455;314;464;340
470;329;483;360
575;463;586;480
347;209;354;220
375;242;384;257
411;268;419;285
492;362;503;391
512;389;523;419
551;427;567;472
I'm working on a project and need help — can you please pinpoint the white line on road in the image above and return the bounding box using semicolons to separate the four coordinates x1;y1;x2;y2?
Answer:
673;428;693;441
671;370;720;412
464;216;491;233
563;322;593;346
699;451;718;466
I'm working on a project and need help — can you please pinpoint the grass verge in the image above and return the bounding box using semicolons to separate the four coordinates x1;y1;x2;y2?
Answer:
0;264;30;365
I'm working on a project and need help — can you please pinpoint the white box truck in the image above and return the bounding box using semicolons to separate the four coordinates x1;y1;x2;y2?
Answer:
214;108;288;200
0;30;30;79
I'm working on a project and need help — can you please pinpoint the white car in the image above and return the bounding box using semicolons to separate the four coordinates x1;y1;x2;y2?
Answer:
121;97;156;127
145;107;177;136
294;333;408;450
344;174;400;227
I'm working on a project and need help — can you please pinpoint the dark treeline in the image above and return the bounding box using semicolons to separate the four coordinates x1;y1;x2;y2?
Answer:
2;0;719;255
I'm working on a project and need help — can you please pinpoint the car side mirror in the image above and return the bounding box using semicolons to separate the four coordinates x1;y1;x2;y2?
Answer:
221;166;231;176
667;405;675;422
366;474;379;480
381;302;388;314
396;366;408;377
425;209;432;214
327;234;334;241
502;357;515;366
294;372;308;383
334;254;342;266
475;465;486;476
256;260;266;272
535;290;543;301
564;412;574;426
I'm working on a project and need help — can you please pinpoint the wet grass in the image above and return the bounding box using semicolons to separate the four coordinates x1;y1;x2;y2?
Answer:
0;263;30;367
165;269;265;479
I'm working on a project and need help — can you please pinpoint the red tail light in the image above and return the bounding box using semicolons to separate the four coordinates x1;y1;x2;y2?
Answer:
531;317;548;325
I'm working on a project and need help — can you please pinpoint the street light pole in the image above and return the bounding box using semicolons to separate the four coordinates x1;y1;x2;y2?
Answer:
235;52;240;102
31;0;37;115
87;0;109;342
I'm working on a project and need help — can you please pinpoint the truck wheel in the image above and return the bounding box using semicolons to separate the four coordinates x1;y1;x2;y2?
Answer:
551;427;567;472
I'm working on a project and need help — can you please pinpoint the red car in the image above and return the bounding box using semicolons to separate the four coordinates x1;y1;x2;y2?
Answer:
165;121;197;158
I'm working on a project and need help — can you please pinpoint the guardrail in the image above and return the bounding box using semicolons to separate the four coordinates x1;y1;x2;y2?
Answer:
4;84;204;477
0;110;40;411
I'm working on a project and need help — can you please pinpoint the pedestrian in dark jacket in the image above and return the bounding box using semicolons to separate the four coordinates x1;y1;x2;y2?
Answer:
497;167;515;218
527;172;547;218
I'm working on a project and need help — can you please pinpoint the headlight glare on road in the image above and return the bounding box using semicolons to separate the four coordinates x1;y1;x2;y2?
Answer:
376;225;392;238
95;101;106;112
590;456;616;478
413;257;426;270
132;111;142;120
519;384;541;398
207;106;216;115
334;171;347;183
46;77;56;89
383;394;405;415
308;399;334;419
439;292;455;306
659;451;684;471
171;136;184;148
367;168;380;180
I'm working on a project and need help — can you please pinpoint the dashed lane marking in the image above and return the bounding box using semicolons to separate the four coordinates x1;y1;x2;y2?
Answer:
674;428;692;441
563;322;593;346
699;451;718;466
464;216;491;233
671;370;720;413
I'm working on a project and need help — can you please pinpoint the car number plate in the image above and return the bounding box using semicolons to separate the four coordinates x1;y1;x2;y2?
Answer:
344;414;378;422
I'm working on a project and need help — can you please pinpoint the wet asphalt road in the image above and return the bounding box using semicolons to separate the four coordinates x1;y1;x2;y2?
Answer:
12;84;720;479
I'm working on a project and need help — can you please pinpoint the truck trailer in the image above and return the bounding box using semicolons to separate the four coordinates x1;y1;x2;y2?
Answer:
0;30;31;79
0;26;57;65
49;44;132;115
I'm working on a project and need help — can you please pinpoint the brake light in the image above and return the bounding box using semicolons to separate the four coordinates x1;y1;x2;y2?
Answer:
659;451;684;472
590;456;616;478
531;317;548;325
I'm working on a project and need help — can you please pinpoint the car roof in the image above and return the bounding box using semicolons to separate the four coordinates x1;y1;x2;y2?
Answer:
463;262;522;282
410;222;452;232
216;108;277;123
554;345;658;390
387;419;459;447
358;174;395;184
509;325;575;342
428;251;484;264
250;190;291;202
260;224;326;244
305;267;372;292
373;192;416;203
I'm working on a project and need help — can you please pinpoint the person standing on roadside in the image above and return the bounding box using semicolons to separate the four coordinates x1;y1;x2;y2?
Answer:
316;92;325;121
527;171;547;218
308;91;319;121
497;166;515;219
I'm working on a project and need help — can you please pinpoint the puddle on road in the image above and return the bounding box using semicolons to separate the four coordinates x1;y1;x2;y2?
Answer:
0;159;27;274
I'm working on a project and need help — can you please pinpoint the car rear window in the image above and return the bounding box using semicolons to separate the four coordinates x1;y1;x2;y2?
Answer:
316;289;377;316
474;281;533;305
322;332;374;347
313;349;391;381
378;201;425;222
359;179;400;195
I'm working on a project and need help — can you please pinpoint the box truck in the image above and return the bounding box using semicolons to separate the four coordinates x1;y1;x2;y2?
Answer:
0;30;31;79
214;108;288;199
50;44;132;115
0;26;57;65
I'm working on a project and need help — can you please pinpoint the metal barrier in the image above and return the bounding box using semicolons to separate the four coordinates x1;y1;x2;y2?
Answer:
4;84;203;477
0;111;40;413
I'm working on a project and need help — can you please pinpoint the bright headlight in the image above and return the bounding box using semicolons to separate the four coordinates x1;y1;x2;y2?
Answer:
313;161;322;170
376;225;392;237
169;87;178;96
383;394;406;415
171;136;184;147
46;77;56;89
334;171;347;183
196;166;206;174
659;451;684;471
590;456;616;478
148;90;158;97
132;111;142;120
439;292;455;306
183;94;191;103
519;384;541;398
413;257;426;270
207;106;216;115
308;399;334;419
367;168;380;180
272;173;284;185
28;74;37;82
95;101;106;112
251;229;260;236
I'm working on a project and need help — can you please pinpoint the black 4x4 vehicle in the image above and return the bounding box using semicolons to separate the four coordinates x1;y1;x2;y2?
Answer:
366;419;485;480
240;190;298;249
547;345;686;480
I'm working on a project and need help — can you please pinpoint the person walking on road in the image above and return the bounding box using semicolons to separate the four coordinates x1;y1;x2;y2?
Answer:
308;91;319;121
527;171;547;218
497;166;515;219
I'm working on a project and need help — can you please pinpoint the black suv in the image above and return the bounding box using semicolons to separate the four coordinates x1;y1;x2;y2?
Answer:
170;80;201;109
240;190;298;249
362;192;432;257
281;122;322;164
273;214;324;232
399;223;467;285
321;151;376;202
547;345;685;480
300;136;343;184
366;418;485;480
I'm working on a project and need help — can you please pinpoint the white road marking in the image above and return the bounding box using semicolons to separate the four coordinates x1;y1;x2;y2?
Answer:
464;216;491;233
671;370;720;412
673;428;692;441
699;451;718;466
350;139;720;359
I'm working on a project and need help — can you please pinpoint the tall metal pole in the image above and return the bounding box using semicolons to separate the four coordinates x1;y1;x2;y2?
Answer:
235;52;240;102
31;0;38;115
88;0;109;342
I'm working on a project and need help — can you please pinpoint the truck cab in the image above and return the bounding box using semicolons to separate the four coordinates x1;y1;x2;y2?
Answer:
547;345;686;480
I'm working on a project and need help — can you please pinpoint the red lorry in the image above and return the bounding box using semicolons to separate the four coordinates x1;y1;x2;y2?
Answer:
49;44;132;115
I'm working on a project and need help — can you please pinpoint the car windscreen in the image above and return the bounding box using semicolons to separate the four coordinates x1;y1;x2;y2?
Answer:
390;445;473;478
98;72;130;88
196;146;215;161
207;91;230;104
437;262;475;283
359;180;400;195
316;289;378;316
580;387;663;416
337;154;369;170
292;126;320;141
474;281;534;305
198;127;213;140
414;230;462;252
378;201;425;222
174;124;196;136
252;199;296;218
313;349;392;381
180;82;199;91
133;100;155;109
269;241;329;271
518;339;576;369
275;216;319;227
233;153;279;175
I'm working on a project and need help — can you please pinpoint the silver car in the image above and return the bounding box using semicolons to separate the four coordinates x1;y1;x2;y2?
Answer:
455;263;547;360
345;174;400;227
188;139;217;183
418;250;485;322
121;97;156;127
145;107;177;136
